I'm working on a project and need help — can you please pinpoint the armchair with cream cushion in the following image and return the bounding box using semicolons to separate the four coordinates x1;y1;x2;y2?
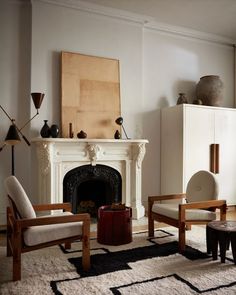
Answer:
148;170;227;253
5;175;90;281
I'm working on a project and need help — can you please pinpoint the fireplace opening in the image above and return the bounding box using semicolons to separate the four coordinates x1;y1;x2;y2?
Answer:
63;164;122;218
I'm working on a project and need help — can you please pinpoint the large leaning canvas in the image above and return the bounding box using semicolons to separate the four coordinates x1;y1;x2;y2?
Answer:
61;51;121;139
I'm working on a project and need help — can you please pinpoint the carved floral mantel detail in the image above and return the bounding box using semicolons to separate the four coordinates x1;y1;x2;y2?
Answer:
87;144;101;166
35;142;52;175
32;138;148;219
135;143;146;169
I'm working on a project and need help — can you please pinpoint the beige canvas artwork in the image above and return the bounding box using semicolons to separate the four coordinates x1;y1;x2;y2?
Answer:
61;51;121;138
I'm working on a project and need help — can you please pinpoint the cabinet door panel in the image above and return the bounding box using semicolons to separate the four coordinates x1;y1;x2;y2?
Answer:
184;107;214;189
215;109;236;204
161;105;236;205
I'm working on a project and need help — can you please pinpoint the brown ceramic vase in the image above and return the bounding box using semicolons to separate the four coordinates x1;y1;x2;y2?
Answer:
196;75;223;106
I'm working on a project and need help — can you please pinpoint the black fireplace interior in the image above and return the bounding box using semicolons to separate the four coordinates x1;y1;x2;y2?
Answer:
63;164;122;218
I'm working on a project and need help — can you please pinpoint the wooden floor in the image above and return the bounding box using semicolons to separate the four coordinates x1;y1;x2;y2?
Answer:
1;209;235;245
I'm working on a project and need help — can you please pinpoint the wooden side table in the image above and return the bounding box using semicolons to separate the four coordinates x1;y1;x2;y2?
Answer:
97;205;132;245
207;221;236;264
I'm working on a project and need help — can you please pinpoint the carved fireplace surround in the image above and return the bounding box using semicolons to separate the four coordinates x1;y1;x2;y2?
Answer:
32;138;148;219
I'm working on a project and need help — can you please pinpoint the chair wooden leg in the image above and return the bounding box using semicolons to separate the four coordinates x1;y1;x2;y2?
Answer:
13;226;21;281
179;223;186;253
7;241;12;257
148;214;154;237
7;229;12;257
220;203;227;221
148;200;154;237
13;249;21;281
82;220;90;271
186;224;191;231
82;235;90;271
7;208;12;257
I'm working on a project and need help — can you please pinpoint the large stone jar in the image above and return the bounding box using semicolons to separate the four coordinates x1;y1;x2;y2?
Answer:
196;75;223;106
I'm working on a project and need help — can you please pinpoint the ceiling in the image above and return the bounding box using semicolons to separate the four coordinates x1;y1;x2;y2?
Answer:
84;0;236;41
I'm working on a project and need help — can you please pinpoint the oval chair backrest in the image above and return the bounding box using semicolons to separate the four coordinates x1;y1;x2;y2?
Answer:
5;176;36;219
186;170;218;203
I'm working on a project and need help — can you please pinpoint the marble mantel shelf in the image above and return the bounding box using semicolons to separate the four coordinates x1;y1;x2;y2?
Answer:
32;137;148;219
31;138;148;143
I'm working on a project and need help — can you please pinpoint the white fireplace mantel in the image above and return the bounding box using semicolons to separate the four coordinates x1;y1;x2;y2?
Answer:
32;138;148;219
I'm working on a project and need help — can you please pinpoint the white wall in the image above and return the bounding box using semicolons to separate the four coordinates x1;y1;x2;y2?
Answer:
142;29;234;205
0;0;31;225
0;0;234;224
30;1;143;136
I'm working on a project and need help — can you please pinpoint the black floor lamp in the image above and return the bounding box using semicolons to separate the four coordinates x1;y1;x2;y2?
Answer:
4;120;21;175
0;93;44;175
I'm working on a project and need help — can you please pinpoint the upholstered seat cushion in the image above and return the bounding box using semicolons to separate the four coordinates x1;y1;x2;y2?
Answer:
23;212;83;246
152;203;216;221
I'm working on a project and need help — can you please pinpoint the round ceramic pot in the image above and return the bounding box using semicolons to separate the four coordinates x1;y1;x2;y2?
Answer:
196;75;223;106
50;124;59;138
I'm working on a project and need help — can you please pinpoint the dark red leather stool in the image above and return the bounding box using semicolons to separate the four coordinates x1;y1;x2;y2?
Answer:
97;205;132;245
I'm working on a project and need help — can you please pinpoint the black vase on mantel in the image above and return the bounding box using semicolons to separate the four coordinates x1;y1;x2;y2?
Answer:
114;130;121;139
77;130;87;139
40;120;51;138
50;124;59;138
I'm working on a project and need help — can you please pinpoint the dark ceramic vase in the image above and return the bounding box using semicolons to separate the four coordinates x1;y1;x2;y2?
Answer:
114;130;121;139
50;124;59;138
77;130;87;138
40;120;51;138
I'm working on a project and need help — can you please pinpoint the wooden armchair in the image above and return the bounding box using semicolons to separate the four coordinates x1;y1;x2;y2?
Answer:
5;175;90;281
148;170;227;253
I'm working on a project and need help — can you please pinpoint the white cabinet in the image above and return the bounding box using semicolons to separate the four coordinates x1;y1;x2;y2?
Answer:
161;104;236;205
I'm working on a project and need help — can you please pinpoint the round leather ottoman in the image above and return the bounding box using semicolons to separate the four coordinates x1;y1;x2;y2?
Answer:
97;205;132;245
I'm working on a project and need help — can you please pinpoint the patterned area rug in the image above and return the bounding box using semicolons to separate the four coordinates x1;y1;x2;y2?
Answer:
1;226;236;295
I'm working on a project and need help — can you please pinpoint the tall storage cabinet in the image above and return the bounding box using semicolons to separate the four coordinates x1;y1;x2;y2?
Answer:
161;104;236;205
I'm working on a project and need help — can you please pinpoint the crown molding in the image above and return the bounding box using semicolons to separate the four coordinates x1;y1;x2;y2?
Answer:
34;0;236;46
144;21;235;47
33;0;146;25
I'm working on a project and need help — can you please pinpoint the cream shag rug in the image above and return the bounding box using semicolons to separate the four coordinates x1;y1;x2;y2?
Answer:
1;226;236;295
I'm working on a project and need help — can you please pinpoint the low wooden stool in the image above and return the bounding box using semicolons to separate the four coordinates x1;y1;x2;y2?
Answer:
97;205;132;245
207;221;236;264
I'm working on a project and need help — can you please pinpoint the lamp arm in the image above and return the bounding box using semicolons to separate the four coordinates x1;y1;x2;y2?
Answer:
19;132;31;146
13;125;30;146
19;110;39;131
0;105;13;121
0;143;6;152
16;111;40;146
121;125;129;139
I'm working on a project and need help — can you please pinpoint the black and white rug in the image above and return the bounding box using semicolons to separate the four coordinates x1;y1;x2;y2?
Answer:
1;226;236;295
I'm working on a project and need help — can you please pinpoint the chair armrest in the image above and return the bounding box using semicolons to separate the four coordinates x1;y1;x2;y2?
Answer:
33;203;71;212
17;213;90;229
148;194;186;218
180;199;226;210
179;199;227;222
148;193;186;203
